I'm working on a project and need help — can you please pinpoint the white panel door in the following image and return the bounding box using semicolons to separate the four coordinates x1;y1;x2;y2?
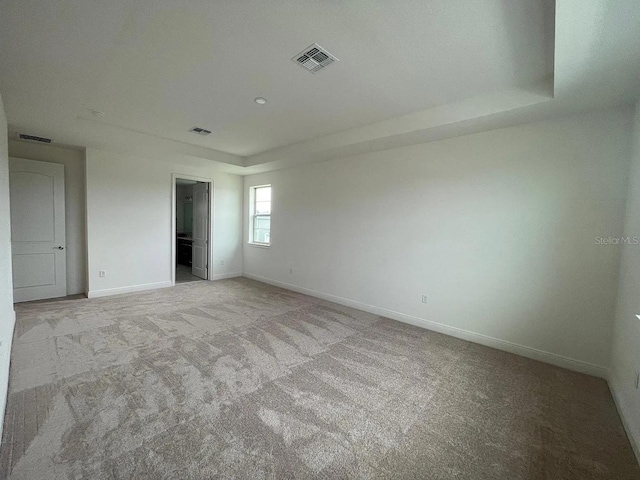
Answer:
192;182;208;280
10;158;66;302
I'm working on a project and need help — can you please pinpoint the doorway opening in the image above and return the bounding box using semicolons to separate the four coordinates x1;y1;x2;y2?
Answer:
173;177;211;284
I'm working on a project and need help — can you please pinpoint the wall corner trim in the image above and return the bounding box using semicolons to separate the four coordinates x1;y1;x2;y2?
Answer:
87;274;243;298
210;272;243;281
0;310;17;443
609;376;640;464
242;272;608;379
87;281;172;299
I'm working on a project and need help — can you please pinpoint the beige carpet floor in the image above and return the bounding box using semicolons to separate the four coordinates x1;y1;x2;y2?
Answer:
1;278;638;479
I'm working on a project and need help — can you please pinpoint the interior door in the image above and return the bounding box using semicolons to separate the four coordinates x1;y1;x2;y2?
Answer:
9;158;67;302
191;182;209;279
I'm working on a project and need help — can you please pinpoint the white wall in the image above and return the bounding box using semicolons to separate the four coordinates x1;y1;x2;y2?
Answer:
610;101;640;460
0;93;15;441
8;141;87;295
244;107;633;375
86;148;243;296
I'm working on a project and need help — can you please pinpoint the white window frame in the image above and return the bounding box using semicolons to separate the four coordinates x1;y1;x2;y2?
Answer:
249;184;271;246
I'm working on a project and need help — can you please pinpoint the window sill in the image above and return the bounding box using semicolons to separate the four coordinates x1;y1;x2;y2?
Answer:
247;242;270;249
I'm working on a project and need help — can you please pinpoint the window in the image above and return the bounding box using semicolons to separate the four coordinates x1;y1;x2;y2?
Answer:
250;185;271;245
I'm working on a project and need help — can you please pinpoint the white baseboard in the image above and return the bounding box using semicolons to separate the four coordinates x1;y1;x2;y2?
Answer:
609;377;640;464
87;281;173;298
0;310;17;444
209;272;243;281
243;272;608;379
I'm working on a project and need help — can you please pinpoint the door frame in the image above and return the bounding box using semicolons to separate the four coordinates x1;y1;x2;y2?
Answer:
171;173;214;286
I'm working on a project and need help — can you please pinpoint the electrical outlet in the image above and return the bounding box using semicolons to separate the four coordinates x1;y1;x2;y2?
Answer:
99;270;106;278
421;294;428;304
220;260;225;266
635;371;640;390
289;268;293;274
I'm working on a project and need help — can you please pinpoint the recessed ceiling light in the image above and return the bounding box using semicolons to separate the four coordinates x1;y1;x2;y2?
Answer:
254;97;267;105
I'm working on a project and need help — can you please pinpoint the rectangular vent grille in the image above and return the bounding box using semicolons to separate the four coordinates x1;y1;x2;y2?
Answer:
19;134;52;143
189;126;212;136
292;43;338;74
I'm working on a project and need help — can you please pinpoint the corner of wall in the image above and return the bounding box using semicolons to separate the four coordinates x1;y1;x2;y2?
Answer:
609;373;640;463
84;149;92;296
608;100;640;465
0;311;16;442
0;90;15;443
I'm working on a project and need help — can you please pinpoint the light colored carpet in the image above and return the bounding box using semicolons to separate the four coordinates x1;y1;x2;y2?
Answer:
1;277;638;479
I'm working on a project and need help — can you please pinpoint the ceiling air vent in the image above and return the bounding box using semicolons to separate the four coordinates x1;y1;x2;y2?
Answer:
19;134;52;144
189;126;212;136
292;43;339;74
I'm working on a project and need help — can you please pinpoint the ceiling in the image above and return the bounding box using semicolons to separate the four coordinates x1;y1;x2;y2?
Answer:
0;1;639;174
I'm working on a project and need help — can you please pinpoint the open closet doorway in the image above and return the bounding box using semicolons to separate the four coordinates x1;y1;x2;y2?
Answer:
173;177;211;284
